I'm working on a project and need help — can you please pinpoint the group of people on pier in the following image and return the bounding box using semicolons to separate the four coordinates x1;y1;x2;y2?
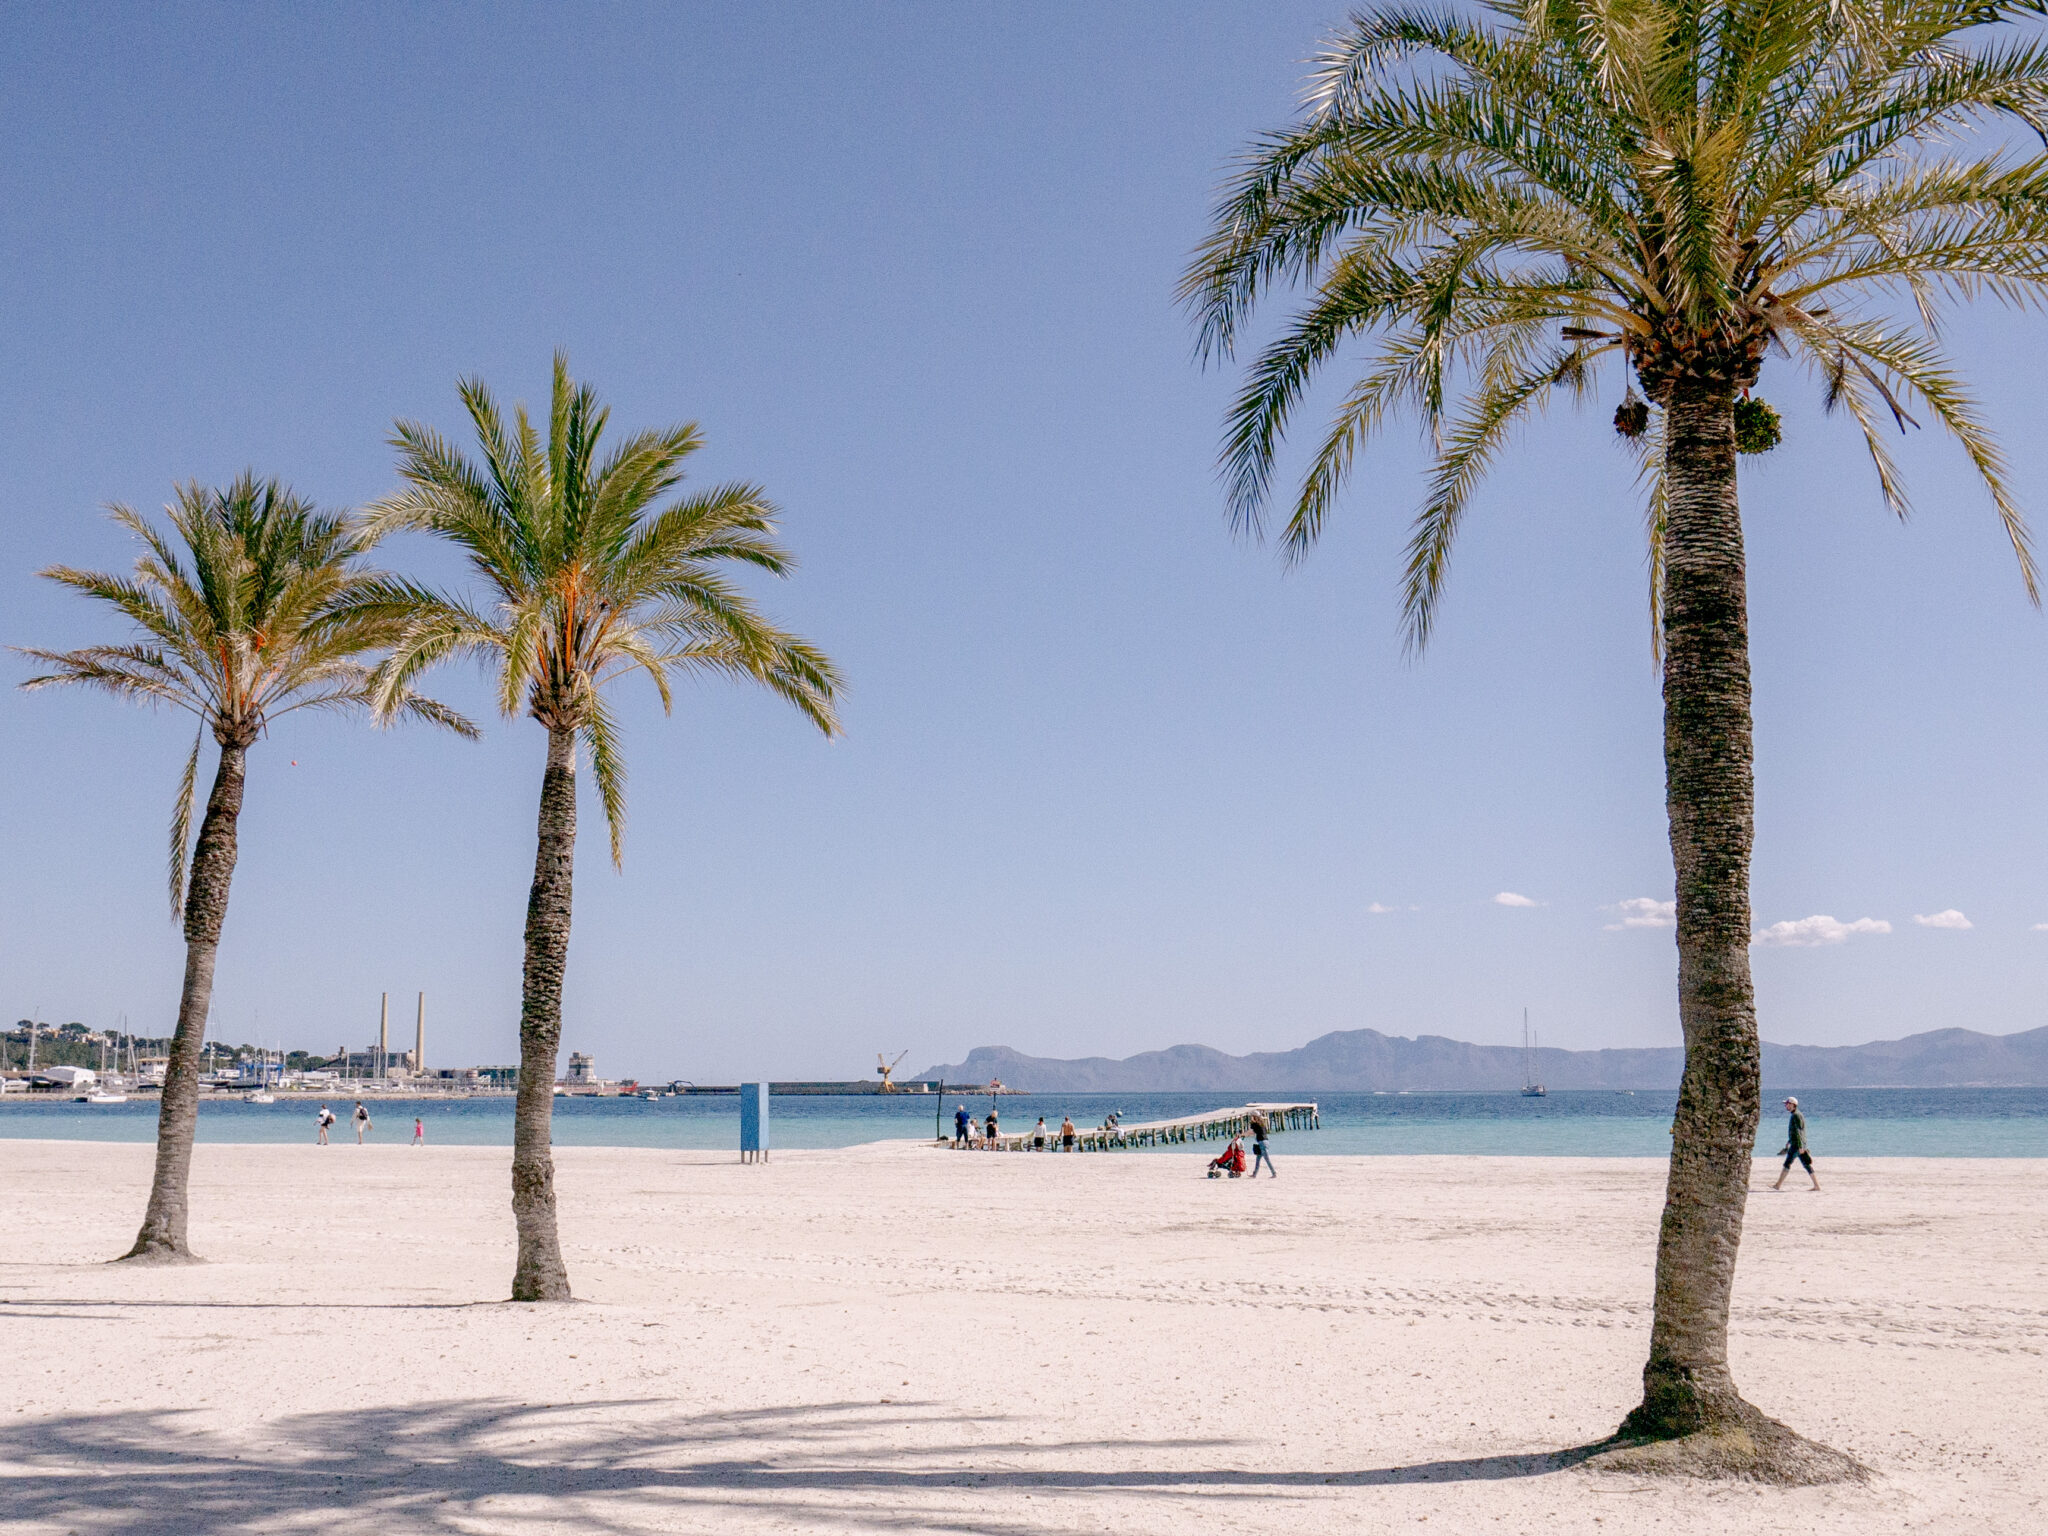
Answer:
949;1101;1279;1174
952;1103;1099;1151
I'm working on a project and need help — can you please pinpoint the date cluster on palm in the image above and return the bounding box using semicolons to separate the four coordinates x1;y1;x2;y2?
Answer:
1625;313;1770;404
1734;397;1783;455
1612;388;1780;453
1613;393;1650;439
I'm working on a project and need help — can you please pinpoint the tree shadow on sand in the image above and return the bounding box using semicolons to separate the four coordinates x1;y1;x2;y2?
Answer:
0;1397;1603;1534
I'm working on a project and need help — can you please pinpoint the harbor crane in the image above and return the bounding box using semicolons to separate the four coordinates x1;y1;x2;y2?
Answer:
876;1050;909;1093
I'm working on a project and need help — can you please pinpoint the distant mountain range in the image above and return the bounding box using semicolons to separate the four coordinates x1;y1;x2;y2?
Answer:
922;1024;2048;1093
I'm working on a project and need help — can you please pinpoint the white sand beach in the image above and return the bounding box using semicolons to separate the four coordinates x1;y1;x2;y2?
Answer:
0;1138;2042;1534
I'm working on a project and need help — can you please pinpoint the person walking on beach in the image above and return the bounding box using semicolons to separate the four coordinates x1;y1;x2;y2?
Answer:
1032;1116;1047;1151
412;1116;424;1147
1060;1114;1076;1151
315;1104;335;1145
954;1104;971;1148
984;1106;1000;1148
1772;1097;1819;1190
352;1101;372;1144
1249;1113;1276;1178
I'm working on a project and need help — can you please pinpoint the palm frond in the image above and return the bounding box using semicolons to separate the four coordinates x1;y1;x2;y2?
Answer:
1185;0;2048;648
167;727;201;923
367;359;842;867
581;693;628;870
1402;345;1580;653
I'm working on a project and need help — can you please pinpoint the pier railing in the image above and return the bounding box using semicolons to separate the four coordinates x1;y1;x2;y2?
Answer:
945;1101;1318;1152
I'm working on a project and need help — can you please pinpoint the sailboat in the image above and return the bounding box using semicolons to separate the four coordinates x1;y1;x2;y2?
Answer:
244;1044;277;1103
1520;1008;1547;1098
82;1028;128;1102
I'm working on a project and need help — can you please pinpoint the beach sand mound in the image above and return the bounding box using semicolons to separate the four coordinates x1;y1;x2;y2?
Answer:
1590;1417;1871;1485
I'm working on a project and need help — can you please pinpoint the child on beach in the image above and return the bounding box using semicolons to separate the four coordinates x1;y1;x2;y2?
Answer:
1207;1137;1247;1178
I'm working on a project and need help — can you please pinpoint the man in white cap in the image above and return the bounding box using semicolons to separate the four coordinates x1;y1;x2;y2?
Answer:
1771;1096;1819;1190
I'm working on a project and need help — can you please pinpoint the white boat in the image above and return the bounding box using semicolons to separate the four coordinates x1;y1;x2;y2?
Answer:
244;1090;276;1104
82;1091;129;1104
1521;1008;1547;1098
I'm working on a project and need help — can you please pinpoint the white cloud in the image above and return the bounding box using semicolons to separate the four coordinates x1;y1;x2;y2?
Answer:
1493;891;1539;908
2034;922;2048;933
1752;914;1892;948
1605;897;1675;931
1913;909;1972;930
1365;903;1395;915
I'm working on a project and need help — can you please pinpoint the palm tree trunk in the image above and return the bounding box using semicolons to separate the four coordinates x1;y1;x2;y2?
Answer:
1623;381;1763;1437
510;726;576;1301
122;739;249;1262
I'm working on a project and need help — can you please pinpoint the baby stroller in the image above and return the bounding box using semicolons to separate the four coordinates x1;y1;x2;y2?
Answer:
1207;1136;1248;1178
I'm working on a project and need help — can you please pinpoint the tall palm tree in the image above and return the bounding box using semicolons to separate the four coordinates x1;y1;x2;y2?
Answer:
365;356;841;1301
1183;0;2048;1476
20;475;472;1262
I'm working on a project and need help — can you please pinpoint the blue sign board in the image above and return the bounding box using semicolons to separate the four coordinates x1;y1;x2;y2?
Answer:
739;1082;769;1163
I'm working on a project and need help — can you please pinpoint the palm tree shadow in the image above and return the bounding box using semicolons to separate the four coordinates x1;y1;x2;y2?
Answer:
0;1397;1599;1534
0;1297;500;1315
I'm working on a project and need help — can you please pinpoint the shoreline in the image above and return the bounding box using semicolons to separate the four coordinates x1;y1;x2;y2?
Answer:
7;1083;2048;1156
5;1133;2048;1163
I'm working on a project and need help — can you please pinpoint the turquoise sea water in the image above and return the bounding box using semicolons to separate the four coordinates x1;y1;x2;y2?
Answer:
2;1087;2045;1156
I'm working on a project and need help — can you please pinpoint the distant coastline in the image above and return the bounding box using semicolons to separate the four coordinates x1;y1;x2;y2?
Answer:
923;1023;2048;1094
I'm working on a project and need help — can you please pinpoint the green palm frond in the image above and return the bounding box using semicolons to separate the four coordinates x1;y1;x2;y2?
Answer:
581;694;629;870
1630;406;1672;660
21;474;475;920
1185;0;2048;647
365;358;842;868
1784;311;2040;596
1403;341;1589;652
168;727;201;921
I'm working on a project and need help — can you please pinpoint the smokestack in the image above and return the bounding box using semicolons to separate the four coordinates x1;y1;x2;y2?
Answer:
379;992;389;1076
415;992;425;1075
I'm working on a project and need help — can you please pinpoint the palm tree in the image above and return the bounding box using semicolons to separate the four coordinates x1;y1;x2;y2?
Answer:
365;356;841;1301
20;475;472;1262
1183;0;2048;1476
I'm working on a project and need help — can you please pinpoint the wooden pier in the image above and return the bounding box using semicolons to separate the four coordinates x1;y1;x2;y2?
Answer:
945;1101;1318;1152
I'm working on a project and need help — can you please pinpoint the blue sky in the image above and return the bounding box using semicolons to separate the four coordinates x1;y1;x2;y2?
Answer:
4;3;2046;1081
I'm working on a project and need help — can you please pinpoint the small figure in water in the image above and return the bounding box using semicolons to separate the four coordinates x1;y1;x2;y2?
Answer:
1772;1096;1819;1191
